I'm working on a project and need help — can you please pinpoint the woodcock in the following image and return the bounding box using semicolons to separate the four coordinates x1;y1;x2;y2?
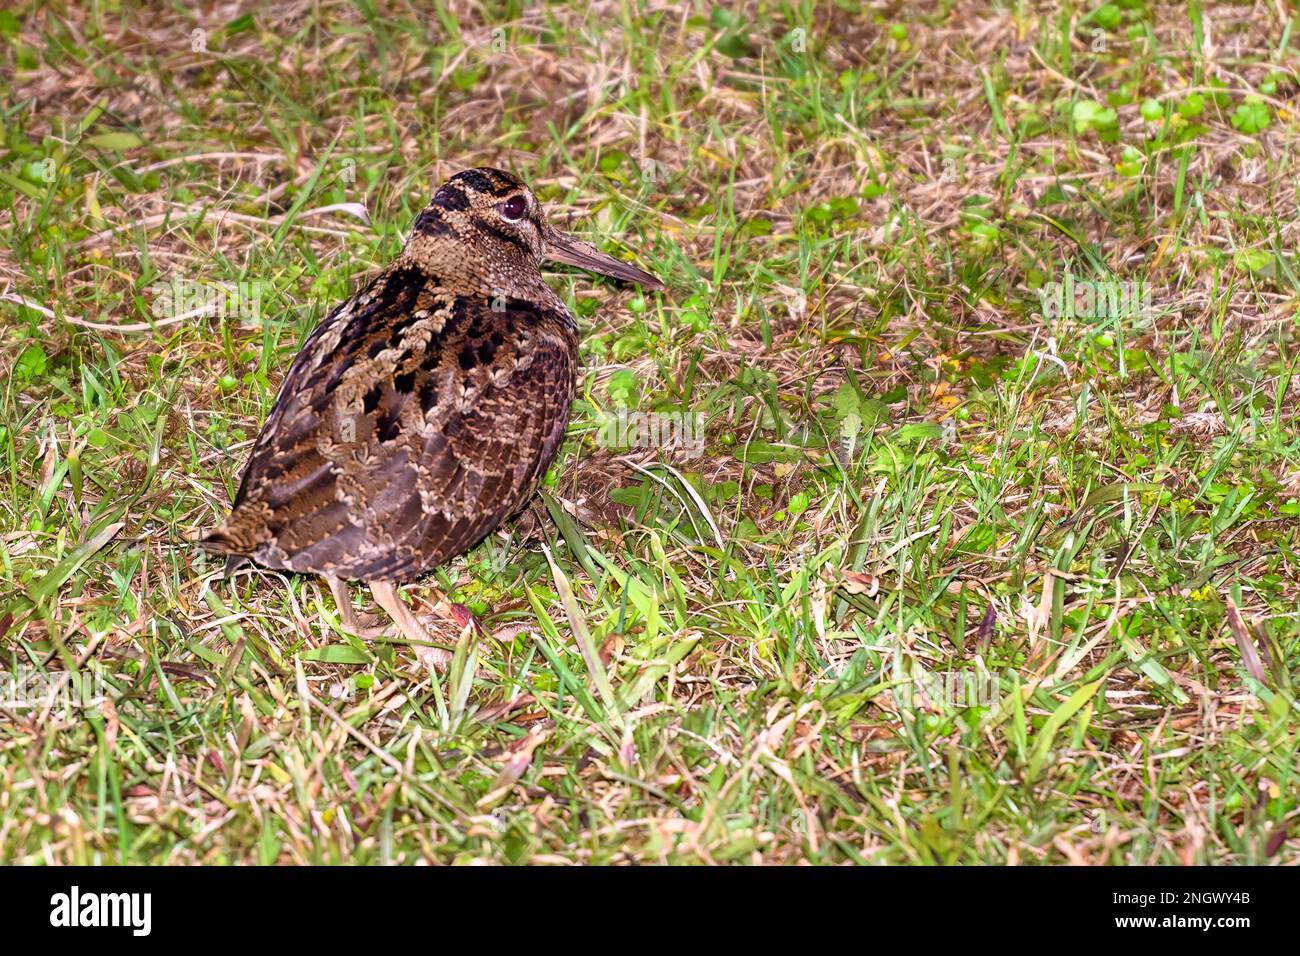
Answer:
204;168;663;667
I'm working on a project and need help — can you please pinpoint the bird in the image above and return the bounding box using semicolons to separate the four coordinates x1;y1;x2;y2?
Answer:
203;167;663;667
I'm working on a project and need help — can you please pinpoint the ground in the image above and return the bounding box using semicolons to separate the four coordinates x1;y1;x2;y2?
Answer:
1;0;1298;865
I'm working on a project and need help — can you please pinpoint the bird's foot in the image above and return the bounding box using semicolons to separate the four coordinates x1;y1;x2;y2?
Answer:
326;577;478;673
325;575;382;636
411;597;482;671
414;643;453;671
369;581;457;672
335;611;388;640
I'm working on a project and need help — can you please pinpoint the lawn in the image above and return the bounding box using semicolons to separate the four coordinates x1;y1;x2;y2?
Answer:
1;0;1297;865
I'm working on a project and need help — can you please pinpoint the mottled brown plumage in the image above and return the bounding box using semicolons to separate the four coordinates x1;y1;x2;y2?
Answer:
204;167;662;666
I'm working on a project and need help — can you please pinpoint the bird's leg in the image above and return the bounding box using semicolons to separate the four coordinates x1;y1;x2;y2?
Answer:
325;574;389;639
369;580;453;671
325;574;368;635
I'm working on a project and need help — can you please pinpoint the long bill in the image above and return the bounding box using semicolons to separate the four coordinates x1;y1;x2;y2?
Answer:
544;228;665;290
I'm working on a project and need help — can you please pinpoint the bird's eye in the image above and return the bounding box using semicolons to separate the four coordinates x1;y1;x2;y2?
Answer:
500;196;526;222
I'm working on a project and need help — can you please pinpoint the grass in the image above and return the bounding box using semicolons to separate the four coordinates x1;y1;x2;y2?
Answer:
0;0;1297;865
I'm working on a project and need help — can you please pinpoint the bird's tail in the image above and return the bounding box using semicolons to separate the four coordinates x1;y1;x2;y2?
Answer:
199;523;259;577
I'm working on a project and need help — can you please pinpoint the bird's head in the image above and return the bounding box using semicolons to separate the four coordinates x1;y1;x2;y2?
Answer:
407;167;664;292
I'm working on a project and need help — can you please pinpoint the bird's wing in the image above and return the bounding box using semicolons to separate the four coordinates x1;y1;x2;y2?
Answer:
205;264;577;581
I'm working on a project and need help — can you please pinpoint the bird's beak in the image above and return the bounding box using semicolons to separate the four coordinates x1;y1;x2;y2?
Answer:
544;227;665;291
